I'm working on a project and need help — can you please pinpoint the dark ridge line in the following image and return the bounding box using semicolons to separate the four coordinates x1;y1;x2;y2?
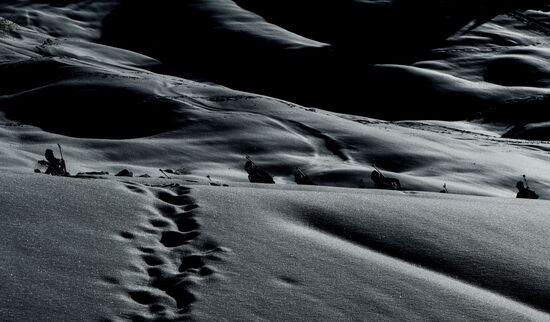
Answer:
296;209;550;314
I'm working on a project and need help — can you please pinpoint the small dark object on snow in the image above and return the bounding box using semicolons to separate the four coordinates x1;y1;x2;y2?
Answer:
34;169;41;173
115;169;134;177
516;175;539;199
294;167;316;185
138;174;151;178
371;168;401;190
245;156;274;184
159;169;171;179
38;148;68;176
440;183;449;193
207;175;221;186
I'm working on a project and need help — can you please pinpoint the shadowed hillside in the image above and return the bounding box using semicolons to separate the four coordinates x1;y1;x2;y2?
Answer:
1;1;550;321
100;0;550;124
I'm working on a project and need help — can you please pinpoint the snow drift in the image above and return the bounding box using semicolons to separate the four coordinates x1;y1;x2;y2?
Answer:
1;0;550;320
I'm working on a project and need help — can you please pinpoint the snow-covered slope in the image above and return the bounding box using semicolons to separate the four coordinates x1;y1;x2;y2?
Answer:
0;174;157;320
1;174;549;320
193;184;550;321
1;0;550;320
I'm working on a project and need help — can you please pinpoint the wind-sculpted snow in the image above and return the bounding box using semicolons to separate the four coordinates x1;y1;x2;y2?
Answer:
193;185;550;320
2;17;550;196
0;0;117;40
98;0;550;133
5;0;550;132
2;174;549;321
0;59;184;139
1;0;550;320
